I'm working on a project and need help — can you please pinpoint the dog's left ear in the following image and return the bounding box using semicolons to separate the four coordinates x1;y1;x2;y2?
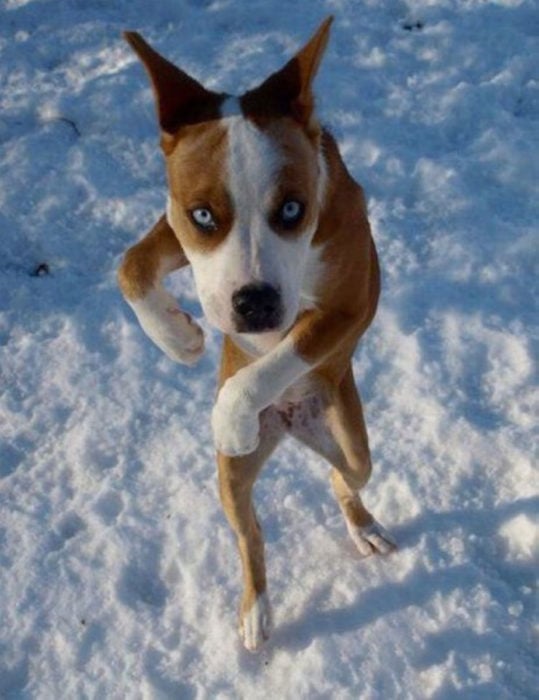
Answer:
242;16;333;127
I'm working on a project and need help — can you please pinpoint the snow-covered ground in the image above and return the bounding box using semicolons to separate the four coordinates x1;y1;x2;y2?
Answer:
1;0;537;697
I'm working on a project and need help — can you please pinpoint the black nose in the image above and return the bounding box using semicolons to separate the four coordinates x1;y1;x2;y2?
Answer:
232;282;283;332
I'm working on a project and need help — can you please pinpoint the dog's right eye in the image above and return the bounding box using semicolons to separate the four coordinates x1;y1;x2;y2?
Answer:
274;198;305;231
190;207;217;232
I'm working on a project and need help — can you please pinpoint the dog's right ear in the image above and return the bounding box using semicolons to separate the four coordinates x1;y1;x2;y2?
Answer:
124;31;220;135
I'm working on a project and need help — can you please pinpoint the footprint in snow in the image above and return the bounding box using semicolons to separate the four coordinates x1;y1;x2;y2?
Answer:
117;562;168;610
48;513;86;552
93;491;124;524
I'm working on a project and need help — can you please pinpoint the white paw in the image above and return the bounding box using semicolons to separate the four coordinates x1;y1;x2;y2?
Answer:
130;288;204;366
346;519;396;557
212;376;260;456
240;592;272;652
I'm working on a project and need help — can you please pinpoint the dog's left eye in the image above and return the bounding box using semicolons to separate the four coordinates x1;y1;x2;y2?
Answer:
191;207;217;231
279;200;305;226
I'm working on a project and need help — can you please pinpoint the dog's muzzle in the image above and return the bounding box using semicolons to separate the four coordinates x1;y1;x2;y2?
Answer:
232;282;283;333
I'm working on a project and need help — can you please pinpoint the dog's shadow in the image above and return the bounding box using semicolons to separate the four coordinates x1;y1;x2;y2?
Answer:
268;496;537;656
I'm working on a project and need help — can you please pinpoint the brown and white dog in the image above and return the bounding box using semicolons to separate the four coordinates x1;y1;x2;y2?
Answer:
118;17;395;651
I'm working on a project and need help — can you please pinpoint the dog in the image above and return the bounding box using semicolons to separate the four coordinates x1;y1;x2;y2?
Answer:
118;17;395;651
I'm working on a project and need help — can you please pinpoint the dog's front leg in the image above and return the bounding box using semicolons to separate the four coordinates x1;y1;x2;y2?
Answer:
118;215;204;365
212;309;363;456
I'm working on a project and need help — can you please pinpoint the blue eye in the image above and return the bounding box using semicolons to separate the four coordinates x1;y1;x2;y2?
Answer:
191;207;216;231
279;200;305;227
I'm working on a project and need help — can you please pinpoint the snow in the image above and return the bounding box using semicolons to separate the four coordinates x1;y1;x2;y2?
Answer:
0;0;537;697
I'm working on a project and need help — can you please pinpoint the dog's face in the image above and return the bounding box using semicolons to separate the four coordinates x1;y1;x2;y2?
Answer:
165;110;326;334
125;19;332;334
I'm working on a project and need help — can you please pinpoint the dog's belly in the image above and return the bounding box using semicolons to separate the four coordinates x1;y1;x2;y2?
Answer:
269;390;340;464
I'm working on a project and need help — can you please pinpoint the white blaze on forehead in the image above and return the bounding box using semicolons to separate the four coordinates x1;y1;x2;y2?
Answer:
220;113;310;322
223;107;284;225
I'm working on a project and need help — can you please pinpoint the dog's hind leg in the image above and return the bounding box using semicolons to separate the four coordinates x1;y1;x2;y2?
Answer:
287;367;395;557
325;366;396;556
217;406;284;652
328;469;396;557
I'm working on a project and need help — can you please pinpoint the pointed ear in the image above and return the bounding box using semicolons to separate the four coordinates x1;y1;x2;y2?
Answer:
241;16;333;126
124;31;221;133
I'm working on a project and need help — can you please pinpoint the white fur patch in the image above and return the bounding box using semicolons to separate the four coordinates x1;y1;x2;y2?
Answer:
299;243;326;311
316;148;328;207
211;375;260;456
128;287;204;366
165;194;173;229
241;592;272;652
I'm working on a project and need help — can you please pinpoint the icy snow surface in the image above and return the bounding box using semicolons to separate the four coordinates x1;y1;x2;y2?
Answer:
1;0;538;698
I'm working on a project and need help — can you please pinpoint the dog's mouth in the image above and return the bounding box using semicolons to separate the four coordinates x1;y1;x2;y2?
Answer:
233;316;283;334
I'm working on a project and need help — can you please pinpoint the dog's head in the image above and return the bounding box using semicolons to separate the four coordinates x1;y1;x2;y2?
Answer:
125;18;332;335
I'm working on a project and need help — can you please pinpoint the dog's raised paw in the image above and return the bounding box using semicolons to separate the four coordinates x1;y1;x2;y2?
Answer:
130;288;205;365
346;519;397;557
240;592;272;652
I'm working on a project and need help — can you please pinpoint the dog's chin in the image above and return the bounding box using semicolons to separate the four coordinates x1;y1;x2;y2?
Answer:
233;320;281;335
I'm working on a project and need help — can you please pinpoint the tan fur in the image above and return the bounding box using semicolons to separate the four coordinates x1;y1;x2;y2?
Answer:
117;214;187;300
119;18;394;650
166;122;233;253
281;130;380;388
